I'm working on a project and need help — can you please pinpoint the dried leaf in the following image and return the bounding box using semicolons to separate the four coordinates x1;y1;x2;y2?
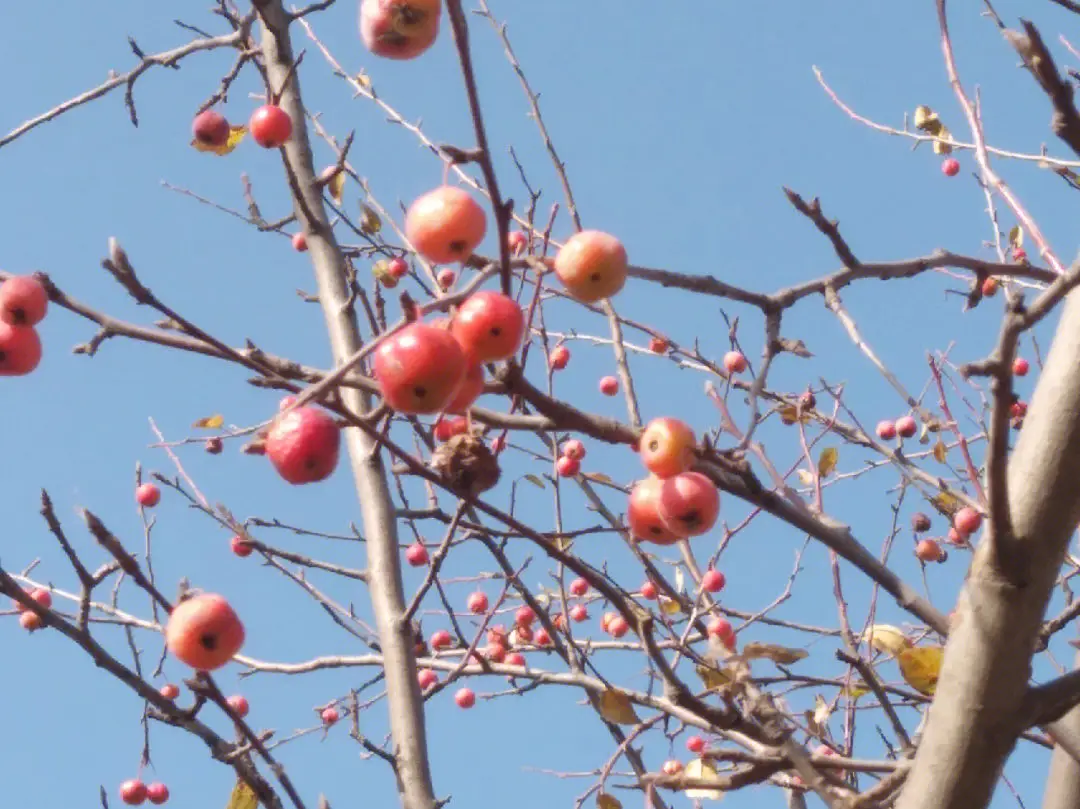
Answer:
932;440;947;463
696;663;733;691
817;447;838;477
583;471;614;485
930;491;961;518
673;566;685;596
192;125;247;156
658;596;682;616
914;105;943;135
326;169;346;205
862;624;911;655
683;759;725;801
523;474;546;489
898;645;944;696
1008;225;1024;249
796;468;815;485
840;681;871;700
598;689;640;725
812;694;832;730
776;337;813;358
359;203;382;234
740;642;808;665
355;71;372;90
779;405;812;426
597;794;622;809
225;780;259;809
193;414;225;430
933;125;953;154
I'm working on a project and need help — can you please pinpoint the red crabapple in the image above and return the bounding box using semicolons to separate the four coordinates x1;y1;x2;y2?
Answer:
915;539;945;563
467;591;489;614
658;472;720;537
639;417;696;479
627;476;683;545
292;232;308;252
876;420;897;440
249;105;292;148
406;187;487;265
640;581;658;600
451;290;525;362
954;507;983;536
569;604;589;623
19;612;43;631
506;651;526;666
556;456;580;477
30;588;51;609
553;230;628;302
569;577;589;597
723;351;747;374
159;684;180;700
942;157;960;177
1013;357;1029;376
430;629;452;649
515;606;535;627
599;375;619;396
231;535;254;558
649;336;670;353
146;784;169;805
265;406;341;485
360;0;441;60
454;687;476;709
507;231;528;254
192;109;230;147
701;569;725;593
418;668;438;689
119;780;148;806
0;275;48;326
227;695;250;717
895;415;917;438
388;257;409;279
562;439;586;460
437;268;456;290
549;345;570;370
321;707;340;725
608;616;630;637
373;322;468;414
165;594;245;672
136;483;161;508
686;735;705;754
0;321;42;376
405;542;429;566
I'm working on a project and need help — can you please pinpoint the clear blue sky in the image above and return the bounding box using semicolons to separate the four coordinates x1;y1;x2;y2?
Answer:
2;1;1078;807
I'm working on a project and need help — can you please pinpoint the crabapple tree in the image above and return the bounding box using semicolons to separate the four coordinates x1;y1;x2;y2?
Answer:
7;2;1080;809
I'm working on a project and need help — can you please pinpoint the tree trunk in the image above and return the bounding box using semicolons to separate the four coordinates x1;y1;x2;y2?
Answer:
256;7;438;809
896;290;1080;809
1045;653;1080;809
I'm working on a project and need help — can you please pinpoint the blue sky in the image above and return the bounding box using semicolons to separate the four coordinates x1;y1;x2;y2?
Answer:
2;1;1079;808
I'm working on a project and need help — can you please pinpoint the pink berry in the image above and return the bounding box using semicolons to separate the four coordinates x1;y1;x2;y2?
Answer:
686;735;706;753
231;535;254;558
556;456;580;477
942;157;960;177
388;257;409;279
418;668;438;689
701;569;725;593
515;606;535;626
292;232;308;252
895;415;917;438
569;604;589;623
467;591;489;614
506;651;526;666
953;507;983;537
708;618;735;642
455;687;476;709
405;542;429;566
159;683;180;700
549;345;570;371
640;581;658;600
120;780;148;806
30;588;52;609
146;784;170;806
430;629;453;649
1013;358;1030;376
507;231;528;255
569;577;589;597
608;616;630;638
599;375;619;396
876;420;897;441
136;483;161;508
321;706;340;725
226;695;250;718
437;268;456;290
723;351;747;374
562;439;586;460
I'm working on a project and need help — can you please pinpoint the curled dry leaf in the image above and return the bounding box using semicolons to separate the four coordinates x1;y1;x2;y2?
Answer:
683;759;725;801
597;689;640;726
862;624;911;655
898;645;943;696
191;125;247;155
359;203;382;234
740;642;809;666
817;447;838;477
192;414;225;430
779;405;812;426
597;794;622;809
224;780;258;809
913;105;943;134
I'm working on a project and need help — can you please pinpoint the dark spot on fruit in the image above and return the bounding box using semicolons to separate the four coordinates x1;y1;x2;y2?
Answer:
9;308;25;325
650;525;662;535
414;385;427;399
490;327;502;337
590;272;602;282
0;351;6;363
305;457;317;469
200;633;219;651
449;239;467;255
648;439;659;452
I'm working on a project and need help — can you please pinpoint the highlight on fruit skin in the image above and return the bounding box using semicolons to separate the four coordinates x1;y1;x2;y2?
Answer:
360;0;441;60
553;230;628;303
373;322;469;414
405;186;487;264
264;405;342;485
165;593;246;672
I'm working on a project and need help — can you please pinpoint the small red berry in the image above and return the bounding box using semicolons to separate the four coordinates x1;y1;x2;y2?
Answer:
321;707;340;725
455;687;476;709
120;780;148;806
192;109;230;148
1014;247;1028;263
1011;401;1028;419
266;406;342;485
649;336;670;354
136;483;161;508
226;695;250;718
467;591;489;614
640;581;658;600
686;735;706;754
569;577;589;597
0;275;49;326
507;231;528;255
506;651;526;666
30;588;52;609
485;644;508;663
159;683;180;700
701;569;725;593
599;375;619;396
515;606;536;627
662;760;684;776
146;784;170;806
292;232;308;252
942;157;961;177
549;345;570;371
876;420;897;440
562;439;586;460
249;105;292;148
535;628;553;646
895;415;917;438
556;456;580;477
982;277;999;297
20;611;43;631
608;616;630;638
915;539;945;563
708;618;735;642
388;257;409;279
405;542;429;566
418;668;438;689
569;604;589;623
430;629;453;650
954;507;983;537
231;535;254;558
437;268;456;290
1013;358;1030;376
723;351;747;374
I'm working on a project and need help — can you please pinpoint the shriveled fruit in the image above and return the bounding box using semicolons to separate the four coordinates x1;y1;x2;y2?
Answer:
165;594;245;671
405;186;487;264
373;322;468;414
553;230;628;303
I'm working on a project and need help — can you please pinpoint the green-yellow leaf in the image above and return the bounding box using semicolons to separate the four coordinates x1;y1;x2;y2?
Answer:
696;663;733;691
898;645;943;696
325;168;346;205
930;491;961;518
780;405;811;425
862;624;911;655
841;681;871;700
817;447;838;477
192;125;247;156
225;780;259;809
193;414;225;430
1008;225;1024;249
658;596;682;616
740;642;808;666
598;689;640;725
932;440;947;463
359;203;382;234
523;474;546;489
597;794;622;809
683;759;725;801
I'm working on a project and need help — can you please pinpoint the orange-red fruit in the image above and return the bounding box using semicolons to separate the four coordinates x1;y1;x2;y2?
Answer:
249;105;292;149
227;694;250;717
953;507;983;537
562;439;586;460
0;321;42;376
165;593;246;672
467;591;489;614
292;232;308;252
556;455;580;477
266;406;341;484
942;157;960;177
405;542;429;566
146;784;170;806
915;539;945;563
627;477;682;545
159;683;180;700
446;363;484;414
553;230;628;303
0;275;48;326
360;0;441;60
515;606;535;626
1013;357;1030;376
723;351;747;374
136;483;161;508
19;611;43;631
639;417;696;479
982;277;999;297
658;472;720;537
599;375;619;396
451;291;525;362
120;780;148;806
373;322;468;414
507;231;528;254
649;336;669;354
549;345;570;370
192;110;230;147
405;186;487;264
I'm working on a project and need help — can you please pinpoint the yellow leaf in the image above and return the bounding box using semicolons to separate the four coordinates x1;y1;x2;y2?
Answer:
779;405;811;425
740;642;808;666
1008;225;1024;249
818;447;838;477
914;105;942;135
930;492;961;518
597;794;622;809
841;681;870;700
193;414;225;429
898;645;944;696
355;72;372;91
598;689;640;725
933;125;953;155
225;780;259;809
192;125;247;156
359;203;382;234
683;759;725;801
658;596;682;616
696;663;733;691
325;168;346;205
932;440;947;463
862;624;911;655
796;468;815;485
